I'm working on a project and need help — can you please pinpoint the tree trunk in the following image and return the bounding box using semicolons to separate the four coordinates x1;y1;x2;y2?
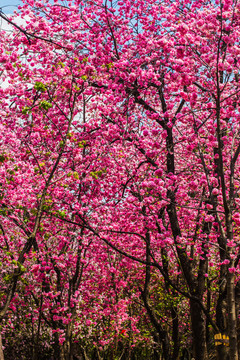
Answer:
62;322;73;360
227;268;238;360
60;346;65;360
190;299;208;360
0;334;4;360
216;273;229;360
171;305;179;360
53;332;61;360
216;345;229;360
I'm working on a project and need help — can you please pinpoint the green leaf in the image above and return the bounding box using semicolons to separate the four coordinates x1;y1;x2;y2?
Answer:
39;100;52;111
22;107;31;115
34;81;47;92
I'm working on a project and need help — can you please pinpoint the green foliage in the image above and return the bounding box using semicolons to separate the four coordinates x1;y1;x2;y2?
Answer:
57;210;66;218
57;61;65;68
106;62;114;69
34;81;47;92
3;274;12;283
78;140;86;148
22;107;31;115
90;169;106;179
73;171;79;179
39;100;52;111
11;260;26;273
0;154;6;163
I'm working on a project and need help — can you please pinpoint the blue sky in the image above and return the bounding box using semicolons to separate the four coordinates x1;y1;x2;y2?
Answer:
1;0;23;13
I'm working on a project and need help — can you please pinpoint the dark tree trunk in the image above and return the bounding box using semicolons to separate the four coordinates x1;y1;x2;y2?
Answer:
190;299;208;360
216;267;229;360
227;268;238;360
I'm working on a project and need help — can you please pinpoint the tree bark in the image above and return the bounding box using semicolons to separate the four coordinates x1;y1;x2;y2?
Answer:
0;334;4;360
190;299;208;360
216;262;229;360
227;267;238;360
165;126;209;359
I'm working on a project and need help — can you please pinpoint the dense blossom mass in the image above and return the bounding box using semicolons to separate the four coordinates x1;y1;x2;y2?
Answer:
1;0;240;359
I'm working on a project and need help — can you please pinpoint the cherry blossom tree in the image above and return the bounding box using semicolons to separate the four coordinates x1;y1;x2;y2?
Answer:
1;0;240;359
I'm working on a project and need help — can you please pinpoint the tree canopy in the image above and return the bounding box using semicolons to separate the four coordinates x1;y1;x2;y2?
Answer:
1;0;240;359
